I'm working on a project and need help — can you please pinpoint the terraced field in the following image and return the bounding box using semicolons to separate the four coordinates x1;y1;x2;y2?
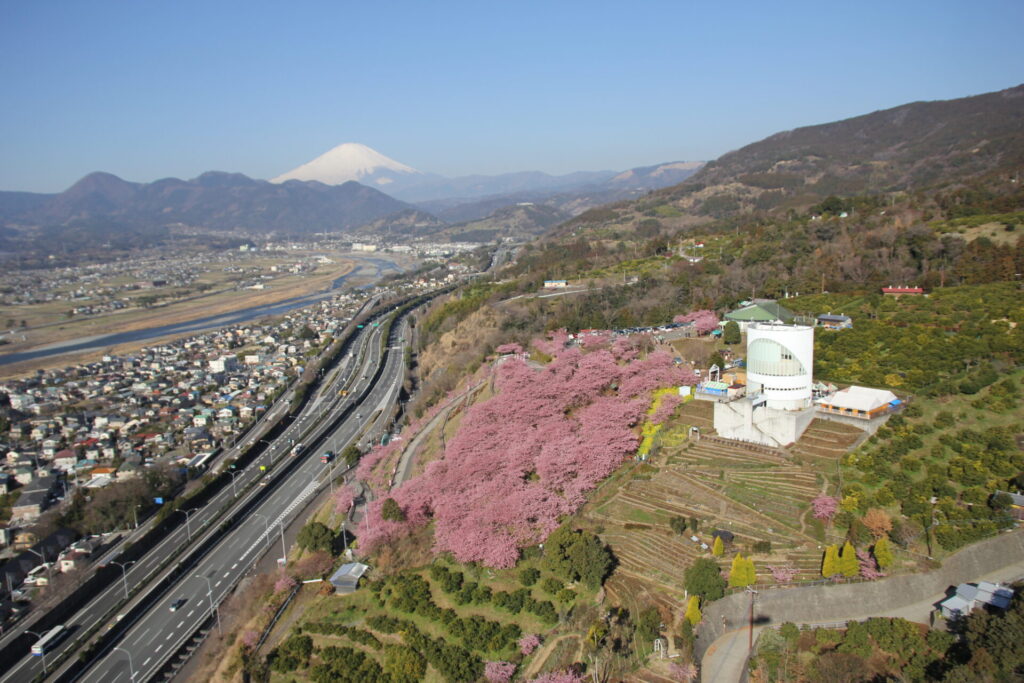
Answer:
587;400;867;590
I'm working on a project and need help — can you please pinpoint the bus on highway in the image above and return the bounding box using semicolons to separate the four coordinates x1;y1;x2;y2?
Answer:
31;625;66;655
320;451;334;464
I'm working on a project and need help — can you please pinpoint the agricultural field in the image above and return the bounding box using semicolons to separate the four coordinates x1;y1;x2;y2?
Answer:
255;555;601;682
585;399;871;596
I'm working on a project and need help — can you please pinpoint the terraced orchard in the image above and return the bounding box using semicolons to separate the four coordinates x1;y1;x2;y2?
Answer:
587;400;865;592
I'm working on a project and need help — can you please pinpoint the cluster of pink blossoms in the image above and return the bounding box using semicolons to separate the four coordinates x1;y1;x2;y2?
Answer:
673;309;720;335
355;332;698;567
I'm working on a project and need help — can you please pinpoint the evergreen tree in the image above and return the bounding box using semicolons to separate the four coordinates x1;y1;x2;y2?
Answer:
840;541;859;578
712;535;724;556
684;558;726;601
822;544;839;578
873;536;893;570
728;553;746;587
723;321;741;345
684;595;702;625
744;555;757;585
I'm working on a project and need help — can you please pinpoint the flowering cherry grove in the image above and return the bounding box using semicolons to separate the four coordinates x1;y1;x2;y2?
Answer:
355;332;698;567
673;309;720;335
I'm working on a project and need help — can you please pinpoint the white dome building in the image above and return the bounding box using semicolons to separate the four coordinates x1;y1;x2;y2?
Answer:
745;323;814;411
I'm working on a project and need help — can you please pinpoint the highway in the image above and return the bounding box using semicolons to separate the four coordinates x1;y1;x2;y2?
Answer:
1;308;400;683
73;315;408;682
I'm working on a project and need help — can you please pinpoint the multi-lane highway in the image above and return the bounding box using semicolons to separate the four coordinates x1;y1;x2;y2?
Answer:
76;315;409;682
2;305;409;683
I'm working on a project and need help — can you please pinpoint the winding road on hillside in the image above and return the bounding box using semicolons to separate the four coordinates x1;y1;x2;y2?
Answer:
699;530;1024;682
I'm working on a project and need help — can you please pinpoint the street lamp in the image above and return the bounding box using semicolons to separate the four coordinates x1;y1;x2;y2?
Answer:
178;508;198;542
113;645;136;681
195;573;222;635
253;513;271;551
276;521;287;566
109;560;135;600
227;470;243;498
25;630;48;675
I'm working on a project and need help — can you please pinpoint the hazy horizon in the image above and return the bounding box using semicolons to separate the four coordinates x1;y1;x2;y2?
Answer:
2;0;1022;193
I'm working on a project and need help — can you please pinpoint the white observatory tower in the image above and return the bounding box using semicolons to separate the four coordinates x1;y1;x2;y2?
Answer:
712;321;816;447
745;323;814;410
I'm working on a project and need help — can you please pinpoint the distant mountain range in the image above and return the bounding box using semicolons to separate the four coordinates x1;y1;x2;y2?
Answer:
0;171;412;254
271;142;703;205
0;148;704;253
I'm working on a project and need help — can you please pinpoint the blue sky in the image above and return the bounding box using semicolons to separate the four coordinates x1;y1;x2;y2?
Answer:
1;0;1022;192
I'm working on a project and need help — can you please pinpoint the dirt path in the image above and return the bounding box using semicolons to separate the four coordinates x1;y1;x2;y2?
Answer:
521;633;581;680
392;380;484;488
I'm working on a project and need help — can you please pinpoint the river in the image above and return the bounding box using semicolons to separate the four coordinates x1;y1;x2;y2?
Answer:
0;254;404;367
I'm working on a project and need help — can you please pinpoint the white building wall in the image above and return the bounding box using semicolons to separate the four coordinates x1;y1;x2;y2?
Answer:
745;323;814;410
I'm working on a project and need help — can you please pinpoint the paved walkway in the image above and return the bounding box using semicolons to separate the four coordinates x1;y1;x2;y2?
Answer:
699;530;1024;682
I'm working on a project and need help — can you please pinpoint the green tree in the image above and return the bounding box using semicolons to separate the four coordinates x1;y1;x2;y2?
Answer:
684;595;702;625
873;536;893;570
519;567;540;586
822;544;839;578
635;606;661;643
840;541;859;578
723;320;741;345
297;324;317;340
342;444;362;467
380;498;406;522
542;526;614;588
728;554;746;588
684;558;726;601
381;644;426;683
297;521;334;553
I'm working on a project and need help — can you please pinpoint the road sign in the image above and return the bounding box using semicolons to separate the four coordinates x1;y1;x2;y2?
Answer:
154;497;164;504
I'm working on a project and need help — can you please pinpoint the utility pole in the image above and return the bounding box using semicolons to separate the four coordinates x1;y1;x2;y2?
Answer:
746;586;759;652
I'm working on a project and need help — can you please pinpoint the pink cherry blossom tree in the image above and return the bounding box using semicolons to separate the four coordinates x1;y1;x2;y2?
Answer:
496;343;523;355
484;661;517;683
857;549;884;580
332;485;355;516
273;571;296;594
652;393;682;424
767;565;798;583
673;310;720;335
239;629;260;649
811;495;840;523
519;633;542;655
669;661;699;682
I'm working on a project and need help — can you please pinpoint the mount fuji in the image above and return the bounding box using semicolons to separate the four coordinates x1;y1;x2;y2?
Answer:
271;143;434;192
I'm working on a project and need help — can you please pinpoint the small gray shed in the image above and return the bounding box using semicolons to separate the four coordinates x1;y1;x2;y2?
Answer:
329;562;369;594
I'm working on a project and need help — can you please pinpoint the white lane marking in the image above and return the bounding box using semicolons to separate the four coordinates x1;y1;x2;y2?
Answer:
143;657;151;667
223;572;230;578
166;632;172;640
177;620;185;628
187;610;195;617
138;628;151;641
231;563;238;569
197;599;204;606
215;580;222;587
155;644;163;653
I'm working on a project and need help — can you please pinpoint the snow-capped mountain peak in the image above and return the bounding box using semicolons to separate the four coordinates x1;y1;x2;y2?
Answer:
271;142;422;186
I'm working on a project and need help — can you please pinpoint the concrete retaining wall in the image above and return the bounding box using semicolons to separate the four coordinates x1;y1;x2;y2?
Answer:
695;529;1024;663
